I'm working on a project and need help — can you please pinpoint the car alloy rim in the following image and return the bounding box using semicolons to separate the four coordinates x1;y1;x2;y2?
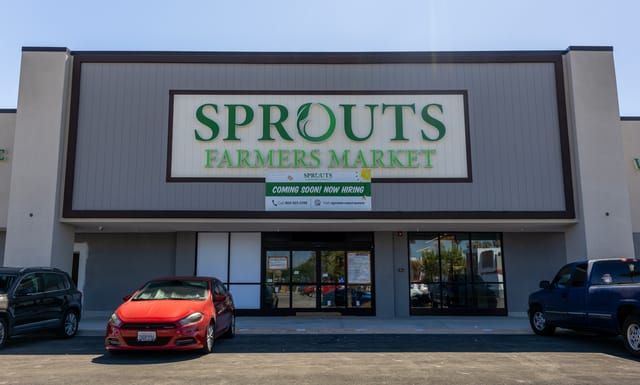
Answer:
206;324;214;350
0;322;5;343
65;313;78;336
628;322;640;351
534;311;546;330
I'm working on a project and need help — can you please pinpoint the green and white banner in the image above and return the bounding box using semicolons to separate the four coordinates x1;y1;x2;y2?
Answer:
265;169;371;211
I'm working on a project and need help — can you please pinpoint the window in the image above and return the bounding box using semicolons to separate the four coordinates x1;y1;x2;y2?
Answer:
571;264;588;287
552;265;573;288
591;260;640;285
16;274;41;295
41;273;69;292
409;232;506;315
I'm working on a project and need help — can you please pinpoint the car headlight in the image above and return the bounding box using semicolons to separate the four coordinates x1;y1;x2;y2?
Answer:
109;313;122;327
178;312;204;326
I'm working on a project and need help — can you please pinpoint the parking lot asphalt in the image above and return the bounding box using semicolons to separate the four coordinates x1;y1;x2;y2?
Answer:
1;332;639;385
78;313;533;336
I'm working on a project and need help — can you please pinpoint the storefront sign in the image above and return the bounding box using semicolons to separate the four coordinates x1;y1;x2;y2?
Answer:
268;256;289;270
170;92;469;179
347;252;372;284
265;169;371;211
0;148;6;161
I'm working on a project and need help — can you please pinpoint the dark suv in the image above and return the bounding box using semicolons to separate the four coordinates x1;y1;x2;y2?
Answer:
0;267;82;348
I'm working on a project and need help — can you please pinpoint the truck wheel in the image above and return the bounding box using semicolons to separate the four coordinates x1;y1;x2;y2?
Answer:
529;307;555;336
623;315;640;357
0;318;8;348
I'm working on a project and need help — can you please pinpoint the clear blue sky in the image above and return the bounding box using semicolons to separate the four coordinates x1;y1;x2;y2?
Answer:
1;0;639;115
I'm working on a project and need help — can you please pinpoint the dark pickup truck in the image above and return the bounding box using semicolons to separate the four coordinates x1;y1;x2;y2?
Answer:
528;258;640;357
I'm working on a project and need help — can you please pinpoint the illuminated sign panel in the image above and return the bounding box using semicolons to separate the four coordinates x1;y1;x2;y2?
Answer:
169;92;469;179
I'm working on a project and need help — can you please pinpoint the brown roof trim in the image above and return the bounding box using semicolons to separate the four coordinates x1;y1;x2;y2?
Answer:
69;50;567;65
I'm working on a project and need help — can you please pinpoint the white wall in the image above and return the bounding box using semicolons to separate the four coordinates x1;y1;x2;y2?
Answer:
564;49;635;261
621;119;640;234
4;49;75;270
0;112;15;232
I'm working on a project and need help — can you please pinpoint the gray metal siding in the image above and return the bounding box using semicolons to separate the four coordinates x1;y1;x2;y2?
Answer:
71;61;565;213
503;232;566;313
0;231;5;266
76;233;176;311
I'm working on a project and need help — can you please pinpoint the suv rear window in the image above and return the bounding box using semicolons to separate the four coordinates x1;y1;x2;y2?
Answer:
591;260;640;285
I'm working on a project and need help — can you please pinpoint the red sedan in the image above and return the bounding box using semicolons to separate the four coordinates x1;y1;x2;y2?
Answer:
105;276;235;354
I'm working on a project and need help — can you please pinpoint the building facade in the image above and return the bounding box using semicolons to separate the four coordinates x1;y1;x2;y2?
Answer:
0;46;637;318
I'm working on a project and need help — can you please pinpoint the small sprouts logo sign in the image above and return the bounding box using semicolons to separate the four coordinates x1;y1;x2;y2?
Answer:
0;148;7;161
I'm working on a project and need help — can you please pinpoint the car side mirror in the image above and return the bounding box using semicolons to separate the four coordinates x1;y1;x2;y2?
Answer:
122;294;132;302
539;280;551;289
214;294;226;302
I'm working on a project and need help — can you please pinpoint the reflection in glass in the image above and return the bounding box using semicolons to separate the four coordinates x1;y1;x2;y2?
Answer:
321;251;345;283
263;284;281;309
265;251;290;284
409;233;505;314
347;285;372;308
292;251;316;283
292;285;316;308
273;285;290;309
320;284;346;308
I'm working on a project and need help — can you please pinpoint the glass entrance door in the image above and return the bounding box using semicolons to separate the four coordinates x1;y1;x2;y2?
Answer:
262;234;374;315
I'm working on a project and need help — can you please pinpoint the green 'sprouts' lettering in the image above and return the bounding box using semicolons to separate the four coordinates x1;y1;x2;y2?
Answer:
296;103;336;142
634;158;640;170
421;104;446;141
195;104;220;141
382;103;415;141
341;104;376;141
225;104;254;141
259;104;293;141
0;148;6;161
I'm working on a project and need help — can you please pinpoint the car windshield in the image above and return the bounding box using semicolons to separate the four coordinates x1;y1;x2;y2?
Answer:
132;279;208;301
0;274;17;294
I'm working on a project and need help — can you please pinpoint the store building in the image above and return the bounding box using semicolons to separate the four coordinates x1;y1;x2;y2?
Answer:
0;46;638;319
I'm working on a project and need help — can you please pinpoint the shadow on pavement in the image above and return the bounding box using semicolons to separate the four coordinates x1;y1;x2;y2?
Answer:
1;332;638;363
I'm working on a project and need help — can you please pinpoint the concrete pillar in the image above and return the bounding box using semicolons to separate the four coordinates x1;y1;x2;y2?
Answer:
3;48;75;271
563;47;634;261
373;232;395;317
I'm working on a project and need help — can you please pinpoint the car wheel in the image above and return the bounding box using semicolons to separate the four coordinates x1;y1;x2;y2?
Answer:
529;307;555;336
0;318;8;348
223;312;236;339
201;321;215;354
58;310;79;338
623;315;640;357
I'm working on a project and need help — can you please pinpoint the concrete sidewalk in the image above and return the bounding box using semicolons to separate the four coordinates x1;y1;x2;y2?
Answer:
78;313;532;336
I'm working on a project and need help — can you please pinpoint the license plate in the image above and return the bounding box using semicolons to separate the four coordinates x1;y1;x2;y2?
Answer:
137;331;157;342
